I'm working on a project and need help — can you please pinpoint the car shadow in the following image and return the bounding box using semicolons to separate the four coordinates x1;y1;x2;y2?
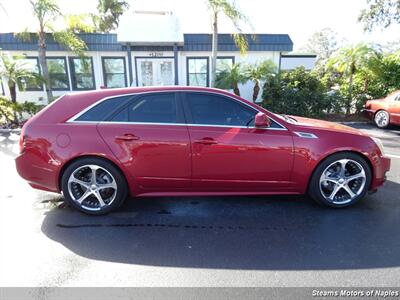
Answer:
41;180;400;270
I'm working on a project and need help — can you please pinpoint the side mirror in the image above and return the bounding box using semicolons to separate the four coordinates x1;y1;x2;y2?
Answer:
254;112;271;128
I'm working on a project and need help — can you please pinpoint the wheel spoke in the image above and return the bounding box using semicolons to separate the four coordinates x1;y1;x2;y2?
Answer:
97;181;117;190
69;177;90;189
338;159;348;177
90;166;98;184
93;190;106;207
345;172;365;183
75;189;92;204
343;184;356;198
320;172;338;185
328;184;341;201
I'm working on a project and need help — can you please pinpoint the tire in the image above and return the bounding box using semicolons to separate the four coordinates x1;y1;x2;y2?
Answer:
308;152;372;208
61;157;128;215
374;110;390;129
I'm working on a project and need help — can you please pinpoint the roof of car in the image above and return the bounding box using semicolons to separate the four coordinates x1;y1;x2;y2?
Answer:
66;86;236;99
34;86;257;124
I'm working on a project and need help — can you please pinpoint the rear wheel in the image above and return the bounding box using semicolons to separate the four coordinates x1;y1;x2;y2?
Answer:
61;157;128;215
374;110;390;128
309;152;371;208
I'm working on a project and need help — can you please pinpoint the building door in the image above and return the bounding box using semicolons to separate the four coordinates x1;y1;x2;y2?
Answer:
136;58;175;86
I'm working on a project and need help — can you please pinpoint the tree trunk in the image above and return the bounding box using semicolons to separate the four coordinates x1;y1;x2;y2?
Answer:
364;78;369;93
233;83;240;96
252;81;260;102
8;81;18;123
38;29;53;103
8;81;16;102
347;73;353;115
210;11;218;88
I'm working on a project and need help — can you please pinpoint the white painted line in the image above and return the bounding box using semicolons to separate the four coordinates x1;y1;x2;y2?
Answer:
386;153;400;159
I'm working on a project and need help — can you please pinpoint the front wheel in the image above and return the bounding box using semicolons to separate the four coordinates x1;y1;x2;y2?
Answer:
308;153;371;208
374;110;390;128
61;157;128;215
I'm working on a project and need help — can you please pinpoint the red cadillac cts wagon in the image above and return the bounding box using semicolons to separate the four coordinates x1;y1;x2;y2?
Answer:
16;87;391;215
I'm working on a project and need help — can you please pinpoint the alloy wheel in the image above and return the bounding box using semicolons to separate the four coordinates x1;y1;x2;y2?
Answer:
375;111;389;128
68;164;117;211
319;159;366;205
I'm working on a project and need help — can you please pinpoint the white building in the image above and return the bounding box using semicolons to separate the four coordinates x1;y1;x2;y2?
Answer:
0;11;315;104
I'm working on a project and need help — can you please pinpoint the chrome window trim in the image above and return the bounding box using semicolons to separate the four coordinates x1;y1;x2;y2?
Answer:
66;89;288;130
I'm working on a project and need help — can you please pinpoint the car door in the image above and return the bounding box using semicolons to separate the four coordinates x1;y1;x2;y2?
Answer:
182;92;295;192
97;92;192;192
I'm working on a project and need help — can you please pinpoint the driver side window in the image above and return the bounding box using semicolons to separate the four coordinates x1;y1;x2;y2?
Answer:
185;93;256;127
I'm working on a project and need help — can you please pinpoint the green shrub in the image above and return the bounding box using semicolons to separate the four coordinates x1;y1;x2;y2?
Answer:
262;67;329;118
0;96;45;127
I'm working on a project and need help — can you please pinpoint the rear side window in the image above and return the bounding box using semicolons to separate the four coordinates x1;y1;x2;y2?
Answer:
111;93;178;124
75;95;130;121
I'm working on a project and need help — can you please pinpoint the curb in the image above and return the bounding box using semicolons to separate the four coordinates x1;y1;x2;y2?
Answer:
338;121;370;125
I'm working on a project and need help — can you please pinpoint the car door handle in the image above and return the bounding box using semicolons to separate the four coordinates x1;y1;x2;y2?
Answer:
194;138;218;145
115;134;140;141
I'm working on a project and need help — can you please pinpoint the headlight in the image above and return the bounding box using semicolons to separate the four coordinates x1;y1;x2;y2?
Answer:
371;137;385;156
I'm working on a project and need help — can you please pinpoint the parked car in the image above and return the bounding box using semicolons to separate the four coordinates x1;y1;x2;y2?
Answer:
16;87;390;215
363;90;400;128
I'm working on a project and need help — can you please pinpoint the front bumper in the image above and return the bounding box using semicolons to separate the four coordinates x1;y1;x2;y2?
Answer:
370;155;391;190
362;109;375;120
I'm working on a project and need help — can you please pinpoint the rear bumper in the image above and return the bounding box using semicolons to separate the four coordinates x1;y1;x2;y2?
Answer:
15;152;60;193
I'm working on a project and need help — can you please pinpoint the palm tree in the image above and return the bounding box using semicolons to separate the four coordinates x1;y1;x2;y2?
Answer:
206;0;249;87
94;0;130;32
24;0;94;103
328;43;377;114
215;63;246;96
0;52;43;102
245;60;277;102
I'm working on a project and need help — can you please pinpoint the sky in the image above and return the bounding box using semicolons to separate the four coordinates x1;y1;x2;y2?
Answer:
0;0;399;51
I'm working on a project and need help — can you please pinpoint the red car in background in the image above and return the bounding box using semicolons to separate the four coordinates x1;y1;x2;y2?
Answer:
364;90;400;128
15;87;390;215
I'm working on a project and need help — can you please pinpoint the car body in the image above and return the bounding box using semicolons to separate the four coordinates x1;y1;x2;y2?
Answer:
16;86;390;214
363;90;400;128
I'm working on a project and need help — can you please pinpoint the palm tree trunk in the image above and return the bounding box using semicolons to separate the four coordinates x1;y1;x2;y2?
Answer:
347;73;353;115
364;78;369;93
252;81;260;102
38;29;53;103
210;11;218;88
8;80;18;123
233;83;240;96
8;81;16;102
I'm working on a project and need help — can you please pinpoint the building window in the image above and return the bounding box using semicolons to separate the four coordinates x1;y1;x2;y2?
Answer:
102;57;127;88
216;57;234;74
22;57;42;91
69;57;95;90
187;57;209;87
46;57;69;90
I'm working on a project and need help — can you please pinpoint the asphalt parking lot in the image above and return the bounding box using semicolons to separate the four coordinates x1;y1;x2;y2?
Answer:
0;123;399;287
